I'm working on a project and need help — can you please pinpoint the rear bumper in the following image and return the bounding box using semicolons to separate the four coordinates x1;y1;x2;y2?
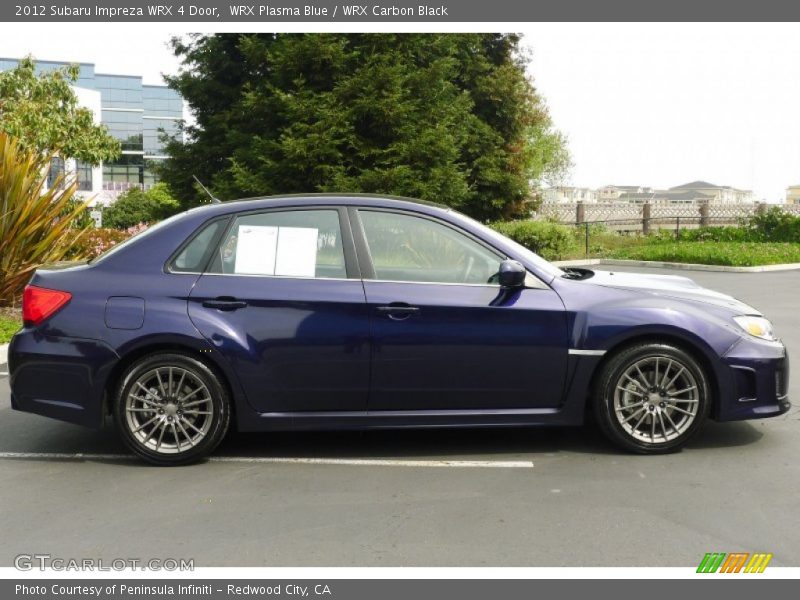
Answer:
9;330;119;429
716;337;790;421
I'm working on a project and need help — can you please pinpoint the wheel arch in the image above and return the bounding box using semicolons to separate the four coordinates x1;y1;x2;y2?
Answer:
104;339;244;425
587;330;723;416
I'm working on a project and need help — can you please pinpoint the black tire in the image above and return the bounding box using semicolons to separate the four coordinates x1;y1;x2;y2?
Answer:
592;343;710;454
114;352;231;466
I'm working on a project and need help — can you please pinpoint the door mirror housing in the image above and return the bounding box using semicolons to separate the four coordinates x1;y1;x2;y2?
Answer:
498;260;527;289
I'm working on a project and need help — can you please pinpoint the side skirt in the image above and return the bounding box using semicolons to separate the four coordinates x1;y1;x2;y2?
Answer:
238;406;584;432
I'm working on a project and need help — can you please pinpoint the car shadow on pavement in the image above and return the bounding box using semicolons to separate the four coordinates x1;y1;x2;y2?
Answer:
0;412;765;463
213;420;765;460
687;419;764;449
214;424;620;459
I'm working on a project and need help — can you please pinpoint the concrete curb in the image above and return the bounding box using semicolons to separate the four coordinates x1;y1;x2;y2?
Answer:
552;258;800;273
0;343;7;366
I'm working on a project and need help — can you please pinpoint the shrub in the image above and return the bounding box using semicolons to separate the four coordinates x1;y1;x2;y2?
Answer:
102;183;180;229
745;207;800;242
60;198;95;229
673;210;800;243
490;220;577;260
676;226;749;243
64;224;147;260
0;132;90;305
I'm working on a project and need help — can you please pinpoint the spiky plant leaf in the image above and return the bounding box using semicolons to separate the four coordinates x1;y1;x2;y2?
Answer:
0;132;90;305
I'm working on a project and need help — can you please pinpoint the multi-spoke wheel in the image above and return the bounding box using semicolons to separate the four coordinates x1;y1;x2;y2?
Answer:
114;353;230;465
593;343;710;454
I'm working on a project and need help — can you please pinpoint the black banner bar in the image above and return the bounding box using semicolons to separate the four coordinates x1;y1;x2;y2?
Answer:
4;0;800;22
4;579;800;600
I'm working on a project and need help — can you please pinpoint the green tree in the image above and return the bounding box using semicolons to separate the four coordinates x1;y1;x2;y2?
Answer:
161;34;569;220
101;183;181;229
0;57;120;164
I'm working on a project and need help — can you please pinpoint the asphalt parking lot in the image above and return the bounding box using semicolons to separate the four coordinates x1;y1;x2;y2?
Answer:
0;266;798;567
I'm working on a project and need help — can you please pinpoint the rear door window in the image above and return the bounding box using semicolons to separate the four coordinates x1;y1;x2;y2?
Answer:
208;209;347;279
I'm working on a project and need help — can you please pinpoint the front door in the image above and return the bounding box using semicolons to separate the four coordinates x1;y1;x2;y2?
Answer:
354;209;569;411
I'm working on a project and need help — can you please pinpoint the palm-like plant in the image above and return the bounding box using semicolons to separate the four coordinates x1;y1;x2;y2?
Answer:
0;132;90;305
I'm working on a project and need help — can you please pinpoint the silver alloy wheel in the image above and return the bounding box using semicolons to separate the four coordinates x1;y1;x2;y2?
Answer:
124;366;214;454
613;355;700;444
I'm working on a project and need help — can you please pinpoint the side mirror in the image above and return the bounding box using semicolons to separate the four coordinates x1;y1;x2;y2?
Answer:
498;259;526;288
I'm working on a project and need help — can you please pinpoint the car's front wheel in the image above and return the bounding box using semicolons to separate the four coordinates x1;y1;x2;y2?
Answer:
114;352;231;465
593;343;710;454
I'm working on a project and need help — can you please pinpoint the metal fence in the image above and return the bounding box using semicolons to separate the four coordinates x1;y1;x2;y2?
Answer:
535;201;800;258
536;201;800;230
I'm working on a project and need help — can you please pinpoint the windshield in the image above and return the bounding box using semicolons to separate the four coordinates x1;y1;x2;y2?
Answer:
451;212;565;280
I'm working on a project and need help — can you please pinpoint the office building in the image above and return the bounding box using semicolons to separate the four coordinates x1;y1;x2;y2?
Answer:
0;57;182;203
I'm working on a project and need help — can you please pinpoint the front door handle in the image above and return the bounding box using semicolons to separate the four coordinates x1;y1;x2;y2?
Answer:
202;297;248;311
376;304;420;320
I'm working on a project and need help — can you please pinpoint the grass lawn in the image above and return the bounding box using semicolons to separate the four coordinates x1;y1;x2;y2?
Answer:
0;308;21;344
607;241;800;267
562;229;648;260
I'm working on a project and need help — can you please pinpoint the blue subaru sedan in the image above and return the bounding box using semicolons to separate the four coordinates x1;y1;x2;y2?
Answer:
8;195;790;464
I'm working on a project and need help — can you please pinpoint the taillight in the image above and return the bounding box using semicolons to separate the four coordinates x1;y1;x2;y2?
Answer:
22;285;72;326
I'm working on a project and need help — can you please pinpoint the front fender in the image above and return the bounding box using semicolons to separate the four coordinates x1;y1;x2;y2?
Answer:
554;282;744;419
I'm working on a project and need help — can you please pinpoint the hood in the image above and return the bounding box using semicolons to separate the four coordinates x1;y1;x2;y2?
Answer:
584;270;760;315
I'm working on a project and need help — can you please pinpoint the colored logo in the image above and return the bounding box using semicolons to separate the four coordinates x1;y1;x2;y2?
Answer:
697;552;772;573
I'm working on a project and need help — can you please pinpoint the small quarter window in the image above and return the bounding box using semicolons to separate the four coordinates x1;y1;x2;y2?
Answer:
171;220;226;273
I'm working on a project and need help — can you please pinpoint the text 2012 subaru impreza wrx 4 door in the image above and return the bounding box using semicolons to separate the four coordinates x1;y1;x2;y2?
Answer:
8;195;790;465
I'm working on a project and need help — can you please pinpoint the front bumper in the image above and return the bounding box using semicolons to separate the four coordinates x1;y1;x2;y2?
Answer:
716;336;790;421
8;330;119;429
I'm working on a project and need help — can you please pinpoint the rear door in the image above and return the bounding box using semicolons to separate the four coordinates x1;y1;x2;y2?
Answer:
186;207;370;413
352;208;569;411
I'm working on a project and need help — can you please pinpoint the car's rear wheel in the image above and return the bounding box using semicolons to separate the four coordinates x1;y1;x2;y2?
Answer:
593;343;710;454
114;353;230;465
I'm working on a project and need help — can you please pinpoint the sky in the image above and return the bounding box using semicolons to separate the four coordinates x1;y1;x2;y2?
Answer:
522;23;800;202
0;23;797;202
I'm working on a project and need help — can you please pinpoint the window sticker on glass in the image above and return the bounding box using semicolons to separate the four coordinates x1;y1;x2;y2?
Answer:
234;225;278;275
232;224;320;277
275;227;318;277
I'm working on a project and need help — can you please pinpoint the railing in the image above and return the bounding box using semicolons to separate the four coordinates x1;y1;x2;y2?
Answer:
102;182;157;192
536;201;800;226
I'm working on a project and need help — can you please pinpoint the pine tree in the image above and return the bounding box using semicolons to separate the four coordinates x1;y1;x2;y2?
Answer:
162;34;569;220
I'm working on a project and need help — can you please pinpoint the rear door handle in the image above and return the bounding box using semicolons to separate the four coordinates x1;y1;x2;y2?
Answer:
202;297;248;311
375;304;420;320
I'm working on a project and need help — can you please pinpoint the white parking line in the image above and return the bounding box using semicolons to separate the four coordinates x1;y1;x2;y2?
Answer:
210;456;534;468
0;452;533;468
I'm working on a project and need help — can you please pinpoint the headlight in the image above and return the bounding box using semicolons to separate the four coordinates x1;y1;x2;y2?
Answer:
733;316;777;341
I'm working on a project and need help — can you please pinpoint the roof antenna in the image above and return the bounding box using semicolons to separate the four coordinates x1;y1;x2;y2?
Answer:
193;175;221;204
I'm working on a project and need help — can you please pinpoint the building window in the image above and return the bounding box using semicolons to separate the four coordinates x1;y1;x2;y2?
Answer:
101;110;144;152
103;154;144;190
47;157;65;189
143;118;179;155
76;161;93;191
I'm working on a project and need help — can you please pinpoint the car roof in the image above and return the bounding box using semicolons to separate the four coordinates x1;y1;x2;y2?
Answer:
183;193;451;219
